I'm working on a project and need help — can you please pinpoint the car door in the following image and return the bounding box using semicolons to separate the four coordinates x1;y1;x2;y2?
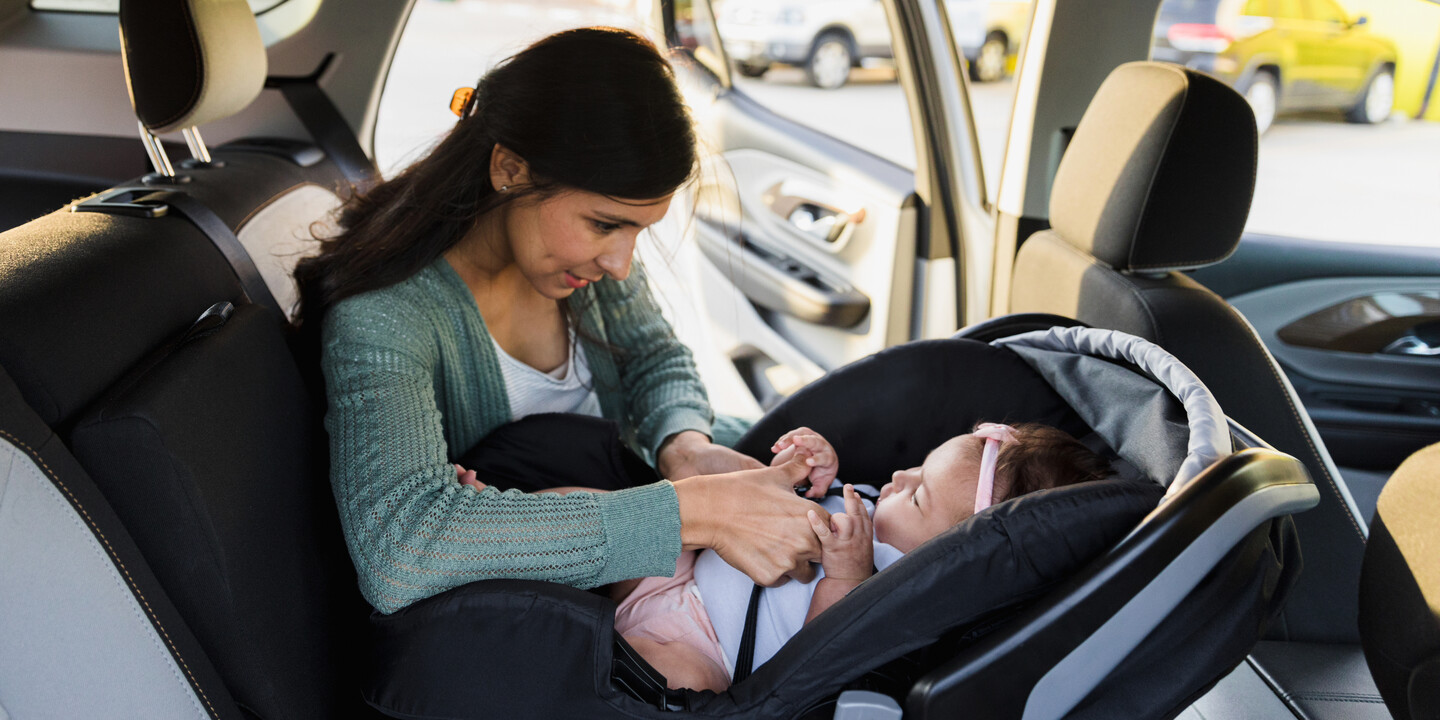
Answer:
1188;237;1440;519
661;0;994;411
1300;0;1367;101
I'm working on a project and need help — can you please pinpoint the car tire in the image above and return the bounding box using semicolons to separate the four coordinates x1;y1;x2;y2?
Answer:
969;32;1008;83
1346;67;1394;125
806;32;853;90
1244;71;1279;135
735;61;770;79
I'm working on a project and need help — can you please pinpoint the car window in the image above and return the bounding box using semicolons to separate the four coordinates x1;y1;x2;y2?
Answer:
1304;0;1347;24
1149;0;1440;247
1241;0;1271;17
712;0;1022;194
711;0;918;171
1274;0;1305;20
30;0;285;12
373;0;652;176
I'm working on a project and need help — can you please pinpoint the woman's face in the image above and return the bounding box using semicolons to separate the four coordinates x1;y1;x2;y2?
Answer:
502;188;673;299
873;434;986;553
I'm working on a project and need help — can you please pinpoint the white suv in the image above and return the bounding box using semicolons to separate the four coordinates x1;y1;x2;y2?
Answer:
716;0;1029;89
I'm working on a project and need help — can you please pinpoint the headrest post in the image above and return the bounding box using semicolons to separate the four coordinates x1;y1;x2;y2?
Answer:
182;126;212;164
137;120;175;177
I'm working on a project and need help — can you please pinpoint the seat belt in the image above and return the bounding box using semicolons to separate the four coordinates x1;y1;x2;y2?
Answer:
151;191;285;320
732;484;880;683
266;54;379;193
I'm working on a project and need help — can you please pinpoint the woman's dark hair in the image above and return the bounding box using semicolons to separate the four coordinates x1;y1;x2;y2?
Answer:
292;27;698;337
992;423;1115;502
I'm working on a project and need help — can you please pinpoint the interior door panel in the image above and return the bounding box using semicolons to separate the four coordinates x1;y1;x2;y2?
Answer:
1191;233;1440;518
682;64;921;406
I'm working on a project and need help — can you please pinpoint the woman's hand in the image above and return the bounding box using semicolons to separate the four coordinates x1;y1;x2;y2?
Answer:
672;457;828;586
770;427;839;499
657;430;765;480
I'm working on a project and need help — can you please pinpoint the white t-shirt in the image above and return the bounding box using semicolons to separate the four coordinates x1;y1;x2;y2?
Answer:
490;329;602;420
693;481;905;676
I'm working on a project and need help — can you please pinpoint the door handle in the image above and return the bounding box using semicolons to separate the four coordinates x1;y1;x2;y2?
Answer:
694;219;870;328
762;181;866;245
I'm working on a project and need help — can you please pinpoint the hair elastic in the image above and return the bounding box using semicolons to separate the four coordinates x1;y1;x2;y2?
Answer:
450;87;475;117
972;423;1017;513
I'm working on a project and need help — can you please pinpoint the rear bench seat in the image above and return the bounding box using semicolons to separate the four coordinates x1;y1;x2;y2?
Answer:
0;152;381;719
0;0;385;715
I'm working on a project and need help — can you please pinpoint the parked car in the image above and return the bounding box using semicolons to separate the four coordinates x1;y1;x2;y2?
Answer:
716;0;1029;88
1152;0;1398;132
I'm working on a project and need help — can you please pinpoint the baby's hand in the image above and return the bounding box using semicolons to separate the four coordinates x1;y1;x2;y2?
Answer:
771;427;838;499
807;484;874;583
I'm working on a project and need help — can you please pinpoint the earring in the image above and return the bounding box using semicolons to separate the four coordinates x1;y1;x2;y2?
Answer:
500;185;508;192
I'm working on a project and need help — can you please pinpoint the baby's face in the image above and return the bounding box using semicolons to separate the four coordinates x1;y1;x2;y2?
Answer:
873;434;986;553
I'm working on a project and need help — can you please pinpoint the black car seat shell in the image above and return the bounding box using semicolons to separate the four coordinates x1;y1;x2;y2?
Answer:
1009;61;1368;645
364;327;1314;720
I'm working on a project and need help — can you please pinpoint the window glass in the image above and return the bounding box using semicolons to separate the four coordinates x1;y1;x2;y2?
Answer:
711;0;1023;196
1149;0;1440;246
374;0;650;175
1304;0;1347;24
712;0;919;170
30;0;285;12
672;0;728;77
1241;0;1271;17
1275;0;1306;20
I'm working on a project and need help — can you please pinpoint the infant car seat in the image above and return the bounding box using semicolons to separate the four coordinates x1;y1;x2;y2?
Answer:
363;324;1316;720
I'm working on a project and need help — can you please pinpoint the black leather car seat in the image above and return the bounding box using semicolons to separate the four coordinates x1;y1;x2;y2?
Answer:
1008;61;1368;645
0;0;383;717
1360;442;1440;720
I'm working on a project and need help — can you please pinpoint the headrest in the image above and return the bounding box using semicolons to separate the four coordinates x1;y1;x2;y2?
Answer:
119;0;267;134
1049;62;1257;274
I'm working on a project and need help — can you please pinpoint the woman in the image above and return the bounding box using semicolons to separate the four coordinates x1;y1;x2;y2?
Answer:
293;27;824;615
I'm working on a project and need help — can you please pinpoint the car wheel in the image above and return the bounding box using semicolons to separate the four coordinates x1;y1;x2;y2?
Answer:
735;61;770;79
969;32;1008;83
1346;67;1394;124
1244;71;1278;135
806;33;852;90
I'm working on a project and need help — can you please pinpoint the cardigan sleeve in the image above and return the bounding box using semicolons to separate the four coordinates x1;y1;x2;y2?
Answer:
590;261;718;458
321;295;681;614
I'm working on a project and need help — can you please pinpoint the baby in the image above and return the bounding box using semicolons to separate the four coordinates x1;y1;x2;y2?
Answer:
609;421;1115;693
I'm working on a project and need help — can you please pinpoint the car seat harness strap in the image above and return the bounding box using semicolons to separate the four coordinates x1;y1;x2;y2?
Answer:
732;583;765;683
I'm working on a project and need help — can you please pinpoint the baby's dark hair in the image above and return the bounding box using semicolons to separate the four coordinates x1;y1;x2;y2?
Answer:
991;423;1115;503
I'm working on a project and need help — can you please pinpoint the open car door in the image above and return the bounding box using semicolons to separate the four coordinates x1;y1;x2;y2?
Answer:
659;0;996;412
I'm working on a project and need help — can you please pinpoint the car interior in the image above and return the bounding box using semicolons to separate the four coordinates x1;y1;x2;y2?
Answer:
0;0;1436;718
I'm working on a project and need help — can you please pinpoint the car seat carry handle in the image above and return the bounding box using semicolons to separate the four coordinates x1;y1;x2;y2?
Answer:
266;54;380;193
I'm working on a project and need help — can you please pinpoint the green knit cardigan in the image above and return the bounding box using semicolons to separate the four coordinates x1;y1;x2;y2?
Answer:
321;257;748;613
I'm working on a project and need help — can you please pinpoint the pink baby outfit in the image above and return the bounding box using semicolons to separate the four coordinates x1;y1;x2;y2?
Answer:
613;549;729;678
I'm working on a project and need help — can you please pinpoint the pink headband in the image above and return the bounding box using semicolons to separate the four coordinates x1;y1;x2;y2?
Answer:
972;423;1017;514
